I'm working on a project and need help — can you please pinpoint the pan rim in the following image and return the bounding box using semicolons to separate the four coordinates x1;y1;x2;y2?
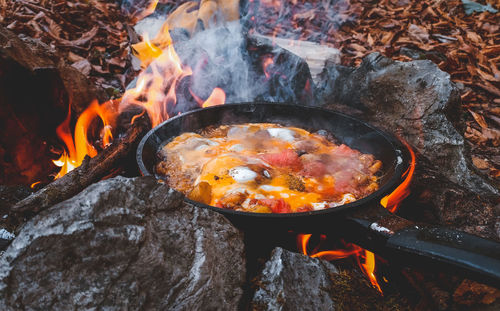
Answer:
136;102;410;218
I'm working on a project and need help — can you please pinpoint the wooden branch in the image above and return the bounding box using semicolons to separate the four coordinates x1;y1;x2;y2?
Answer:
11;115;150;216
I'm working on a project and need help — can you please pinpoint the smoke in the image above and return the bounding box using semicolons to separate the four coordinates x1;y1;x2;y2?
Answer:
129;19;312;116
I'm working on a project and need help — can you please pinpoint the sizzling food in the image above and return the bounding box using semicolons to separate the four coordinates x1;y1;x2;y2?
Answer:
156;123;382;213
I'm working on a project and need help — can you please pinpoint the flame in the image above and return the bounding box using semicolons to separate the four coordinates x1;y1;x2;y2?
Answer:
297;140;415;294
202;88;226;108
298;234;382;294
52;24;225;179
132;32;164;69
358;250;382;293
30;181;41;189
380;140;416;213
53;100;116;179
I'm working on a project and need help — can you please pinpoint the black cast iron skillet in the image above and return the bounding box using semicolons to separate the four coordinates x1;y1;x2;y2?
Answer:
137;103;500;287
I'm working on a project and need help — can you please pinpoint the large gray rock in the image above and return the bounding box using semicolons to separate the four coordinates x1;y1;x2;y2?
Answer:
0;176;246;310
317;53;498;197
252;247;338;310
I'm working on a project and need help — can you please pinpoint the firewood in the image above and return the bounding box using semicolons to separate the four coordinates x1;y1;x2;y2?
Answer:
10;115;150;217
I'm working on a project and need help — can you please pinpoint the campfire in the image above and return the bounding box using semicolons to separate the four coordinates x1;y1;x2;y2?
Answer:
0;0;499;310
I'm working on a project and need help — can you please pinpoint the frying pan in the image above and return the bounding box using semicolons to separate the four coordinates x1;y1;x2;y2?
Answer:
137;103;500;287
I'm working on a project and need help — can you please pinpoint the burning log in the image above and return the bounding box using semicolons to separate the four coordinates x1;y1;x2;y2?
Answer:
0;26;108;186
10;115;150;217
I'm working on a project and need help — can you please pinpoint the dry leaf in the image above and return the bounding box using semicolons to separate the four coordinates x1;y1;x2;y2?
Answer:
469;109;488;128
466;31;481;44
44;16;61;38
68;51;85;63
47;26;99;47
107;57;127;68
490;107;500;117
482;127;500;146
71;59;91;76
454;279;500;306
407;24;429;42
472;156;489;169
367;33;374;46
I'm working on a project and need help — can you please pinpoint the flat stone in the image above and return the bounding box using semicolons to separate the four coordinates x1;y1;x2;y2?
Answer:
0;176;246;310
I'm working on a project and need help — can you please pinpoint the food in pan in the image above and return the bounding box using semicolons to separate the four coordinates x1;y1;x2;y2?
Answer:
156;123;382;213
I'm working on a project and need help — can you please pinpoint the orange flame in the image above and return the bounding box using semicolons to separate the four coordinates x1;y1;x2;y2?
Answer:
53;24;226;179
53;100;116;179
30;181;41;189
298;234;382;294
297;140;416;294
380;140;416;213
202;88;226;108
358;250;382;293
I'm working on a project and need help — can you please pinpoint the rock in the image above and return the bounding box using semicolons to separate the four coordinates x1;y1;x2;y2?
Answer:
0;185;31;243
0;176;246;310
251;247;410;311
316;53;499;240
317;52;498;197
252;247;339;310
401;157;499;241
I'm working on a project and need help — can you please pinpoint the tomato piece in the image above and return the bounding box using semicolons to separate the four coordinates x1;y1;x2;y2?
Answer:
258;198;291;213
335;144;358;156
301;161;326;177
261;149;302;170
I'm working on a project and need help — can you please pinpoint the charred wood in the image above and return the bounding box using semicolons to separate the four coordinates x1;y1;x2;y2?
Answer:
10;115;150;219
0;26;108;186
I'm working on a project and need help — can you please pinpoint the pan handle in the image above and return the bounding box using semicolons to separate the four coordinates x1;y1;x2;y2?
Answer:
344;206;500;288
384;226;500;288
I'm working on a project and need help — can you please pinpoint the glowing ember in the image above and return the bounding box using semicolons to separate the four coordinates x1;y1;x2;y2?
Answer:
132;0;159;22
30;181;41;189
